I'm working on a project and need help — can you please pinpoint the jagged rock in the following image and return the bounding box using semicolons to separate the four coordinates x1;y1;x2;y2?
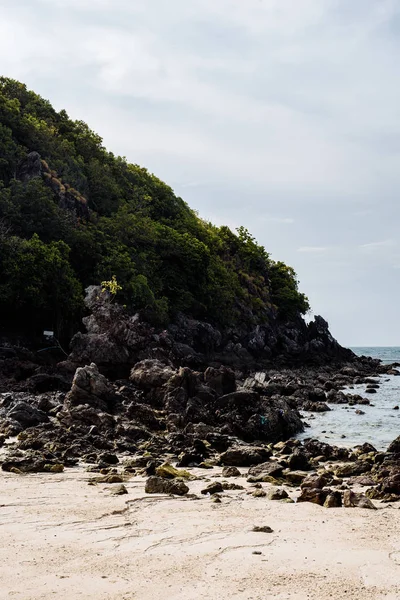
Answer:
203;366;236;396
17;151;42;182
343;490;376;509
130;360;176;390
323;492;342;508
7;402;48;427
145;476;189;495
66;363;114;411
387;435;400;454
219;446;271;467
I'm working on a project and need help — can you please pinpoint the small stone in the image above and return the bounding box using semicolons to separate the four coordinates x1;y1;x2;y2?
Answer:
252;489;267;497
110;484;128;495
252;525;273;533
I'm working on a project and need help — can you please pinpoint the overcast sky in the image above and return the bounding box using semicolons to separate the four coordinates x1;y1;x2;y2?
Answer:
1;0;400;346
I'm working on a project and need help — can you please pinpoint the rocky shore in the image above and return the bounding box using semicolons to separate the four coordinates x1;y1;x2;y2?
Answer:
0;288;399;512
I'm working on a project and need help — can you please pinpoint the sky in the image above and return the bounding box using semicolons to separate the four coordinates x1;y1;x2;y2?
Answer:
1;0;400;346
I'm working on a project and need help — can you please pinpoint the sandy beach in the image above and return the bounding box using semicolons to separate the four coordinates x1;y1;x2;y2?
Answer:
1;468;399;600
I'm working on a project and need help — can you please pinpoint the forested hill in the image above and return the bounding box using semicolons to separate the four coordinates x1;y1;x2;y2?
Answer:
0;77;309;340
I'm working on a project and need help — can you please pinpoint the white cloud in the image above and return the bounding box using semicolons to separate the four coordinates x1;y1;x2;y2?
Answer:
2;0;400;343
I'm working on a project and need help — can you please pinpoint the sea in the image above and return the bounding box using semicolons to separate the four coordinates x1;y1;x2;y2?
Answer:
297;347;400;451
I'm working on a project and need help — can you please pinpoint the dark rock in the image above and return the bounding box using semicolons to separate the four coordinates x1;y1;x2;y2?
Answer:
99;452;119;465
222;466;241;477
145;476;189;496
201;482;223;495
130;359;175;390
387;435;400;454
343;490;376;509
267;487;288;500
252;525;273;533
219;446;271;467
287;449;312;471
297;488;330;506
66;363;114;411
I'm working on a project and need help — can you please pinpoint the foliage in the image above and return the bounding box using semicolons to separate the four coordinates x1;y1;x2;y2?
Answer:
0;77;310;337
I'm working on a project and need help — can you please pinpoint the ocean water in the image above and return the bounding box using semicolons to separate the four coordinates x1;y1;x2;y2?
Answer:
297;347;400;451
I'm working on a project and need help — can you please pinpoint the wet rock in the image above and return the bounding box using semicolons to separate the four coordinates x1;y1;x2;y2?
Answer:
145;476;189;495
203;366;236;396
302;401;331;412
343;490;376;509
387;435;400;454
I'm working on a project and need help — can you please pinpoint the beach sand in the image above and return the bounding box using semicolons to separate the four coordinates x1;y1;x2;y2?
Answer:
0;468;399;600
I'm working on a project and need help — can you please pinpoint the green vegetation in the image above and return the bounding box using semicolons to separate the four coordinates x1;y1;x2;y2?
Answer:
0;77;309;338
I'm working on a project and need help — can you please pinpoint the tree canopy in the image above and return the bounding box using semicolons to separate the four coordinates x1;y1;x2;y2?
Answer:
0;77;310;338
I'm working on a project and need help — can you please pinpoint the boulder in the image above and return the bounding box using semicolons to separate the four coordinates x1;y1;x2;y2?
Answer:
66;363;114;411
267;487;289;500
130;360;176;390
247;461;284;480
201;482;224;495
343;490;376;509
145;476;189;496
287;449;312;471
387;435;400;454
155;463;191;479
222;466;241;477
297;488;330;506
218;446;271;467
